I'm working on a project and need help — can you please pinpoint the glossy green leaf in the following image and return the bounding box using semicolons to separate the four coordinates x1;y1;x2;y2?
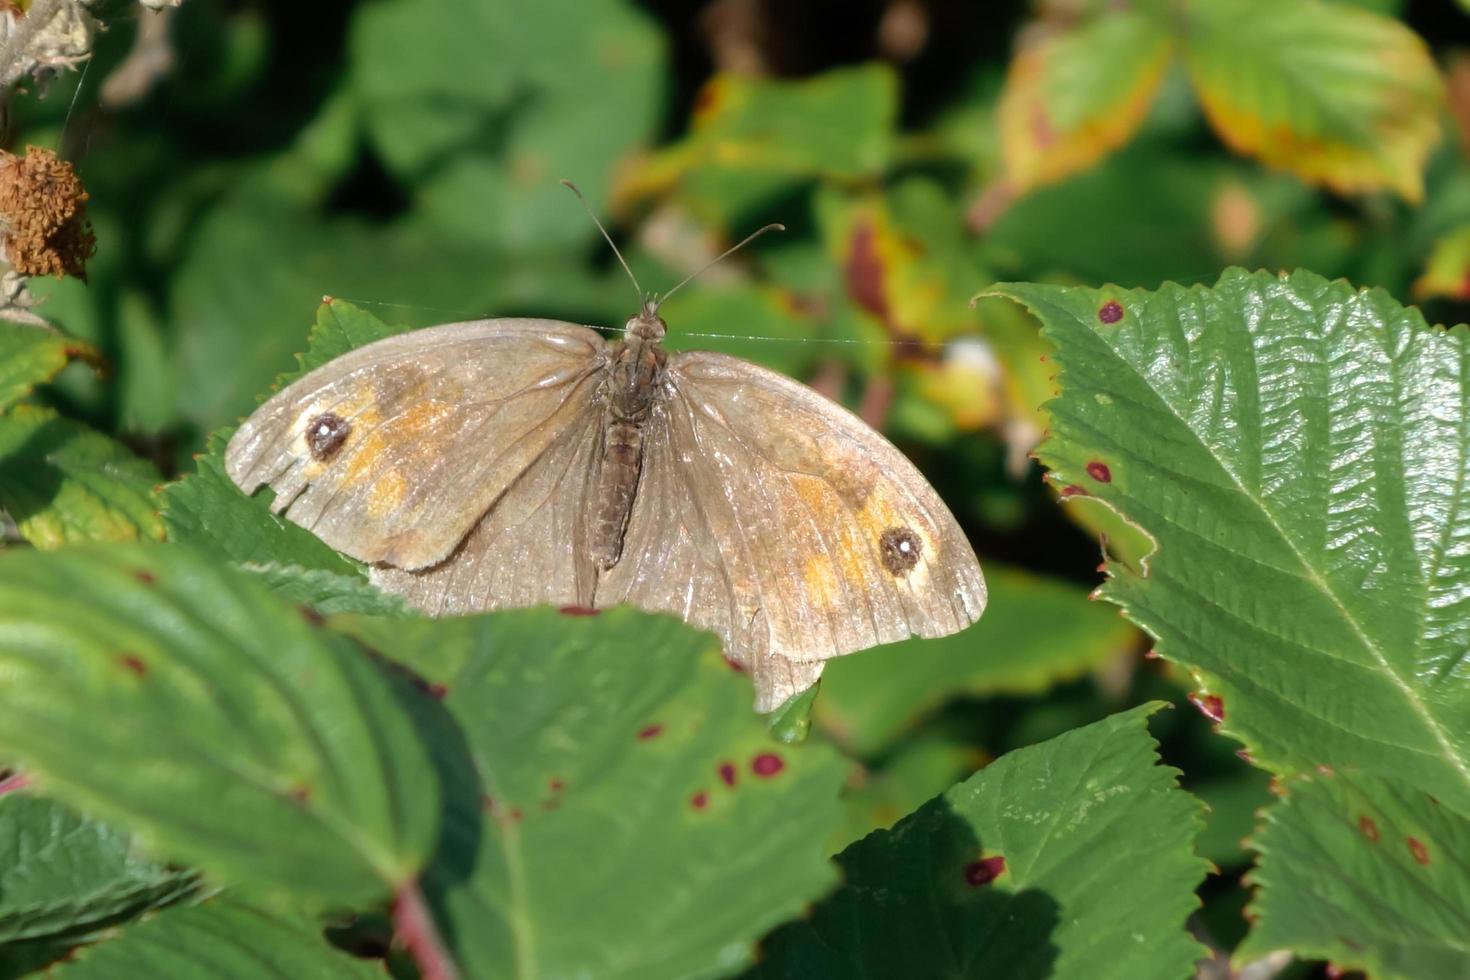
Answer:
340;608;851;980
350;0;665;252
989;270;1470;814
752;704;1208;979
0;405;165;549
0;327;98;411
50;895;383;979
1183;0;1442;201
0;795;196;945
0;545;440;905
817;564;1136;757
1240;771;1470;978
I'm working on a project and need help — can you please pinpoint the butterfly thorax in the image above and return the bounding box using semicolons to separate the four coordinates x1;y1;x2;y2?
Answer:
591;306;668;571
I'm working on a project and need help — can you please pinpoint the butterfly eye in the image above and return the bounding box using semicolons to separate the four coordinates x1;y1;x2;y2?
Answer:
305;412;351;461
879;526;922;575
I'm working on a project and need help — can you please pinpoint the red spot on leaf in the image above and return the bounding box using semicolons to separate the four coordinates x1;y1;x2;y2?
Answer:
132;569;155;585
846;221;892;325
288;785;311;805
1059;485;1087;497
510;808;523;822
964;856;1006;886
1098;300;1124;324
1085;460;1112;483
118;653;147;676
1189;692;1224;724
549;778;564;792
299;606;326;627
481;794;497;814
425;682;448;700
1358;816;1380;842
691;790;709;811
752;753;785;777
637;724;663;740
558;605;599;616
0;772;29;795
1407;837;1430;865
724;655;746;673
718;762;737;787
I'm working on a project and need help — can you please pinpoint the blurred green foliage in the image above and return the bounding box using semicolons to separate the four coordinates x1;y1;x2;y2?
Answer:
7;0;1470;974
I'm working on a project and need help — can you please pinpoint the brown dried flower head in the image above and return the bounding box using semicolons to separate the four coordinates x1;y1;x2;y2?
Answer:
0;145;96;280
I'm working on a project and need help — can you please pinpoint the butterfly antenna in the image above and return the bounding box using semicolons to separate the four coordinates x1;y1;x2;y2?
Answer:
561;179;644;303
655;223;785;311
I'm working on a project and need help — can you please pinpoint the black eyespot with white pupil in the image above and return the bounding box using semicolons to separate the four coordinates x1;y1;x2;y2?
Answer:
305;412;351;461
879;526;922;575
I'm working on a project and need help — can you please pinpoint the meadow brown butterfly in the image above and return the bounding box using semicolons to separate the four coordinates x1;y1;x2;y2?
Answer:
226;191;986;709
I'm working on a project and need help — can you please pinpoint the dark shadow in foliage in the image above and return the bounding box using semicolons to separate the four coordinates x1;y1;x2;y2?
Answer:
745;796;1060;979
337;638;484;967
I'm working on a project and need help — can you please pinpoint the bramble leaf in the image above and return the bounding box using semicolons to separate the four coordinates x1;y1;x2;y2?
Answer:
0;545;440;906
0;405;164;549
340;608;850;980
752;705;1208;979
989;269;1470;815
0;327;99;411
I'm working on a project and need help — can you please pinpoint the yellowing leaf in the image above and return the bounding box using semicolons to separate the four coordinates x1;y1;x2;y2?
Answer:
1184;0;1442;202
998;12;1173;193
0;326;99;412
0;406;164;549
1414;224;1470;300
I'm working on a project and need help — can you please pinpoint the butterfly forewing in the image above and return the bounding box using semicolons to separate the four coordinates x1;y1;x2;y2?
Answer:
225;318;608;570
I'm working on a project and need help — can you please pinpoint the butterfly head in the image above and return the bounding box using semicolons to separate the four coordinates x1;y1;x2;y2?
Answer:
626;298;667;342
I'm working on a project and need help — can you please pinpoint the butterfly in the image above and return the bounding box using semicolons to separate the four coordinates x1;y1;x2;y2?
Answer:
226;195;987;710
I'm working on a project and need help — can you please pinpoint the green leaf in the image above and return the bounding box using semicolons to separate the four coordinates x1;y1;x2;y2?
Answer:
339;608;851;980
1183;0;1442;201
0;405;165;549
0;795;196;945
751;705;1208;979
246;563;412;617
49;895;384;979
1240;771;1470;978
350;0;666;252
620;65;897;223
988;270;1470;814
816;564;1136;757
998;11;1173;192
0;544;440;906
834;733;982;852
0;327;99;411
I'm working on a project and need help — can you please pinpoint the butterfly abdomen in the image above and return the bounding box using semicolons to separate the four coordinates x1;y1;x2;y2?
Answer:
590;417;643;569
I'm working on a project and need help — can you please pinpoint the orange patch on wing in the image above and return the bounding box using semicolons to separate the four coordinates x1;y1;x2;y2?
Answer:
340;399;458;513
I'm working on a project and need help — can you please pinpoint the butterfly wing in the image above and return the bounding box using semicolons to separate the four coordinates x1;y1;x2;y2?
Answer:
368;404;605;610
596;350;987;710
226;318;608;570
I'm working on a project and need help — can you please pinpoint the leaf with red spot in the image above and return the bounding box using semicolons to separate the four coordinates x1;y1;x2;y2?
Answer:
338;608;850;980
1182;0;1442;202
1241;771;1470;978
989;270;1470;817
0;544;441;906
997;9;1174;193
751;704;1209;979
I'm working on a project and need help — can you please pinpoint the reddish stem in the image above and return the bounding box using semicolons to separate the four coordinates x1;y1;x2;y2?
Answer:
392;879;460;980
